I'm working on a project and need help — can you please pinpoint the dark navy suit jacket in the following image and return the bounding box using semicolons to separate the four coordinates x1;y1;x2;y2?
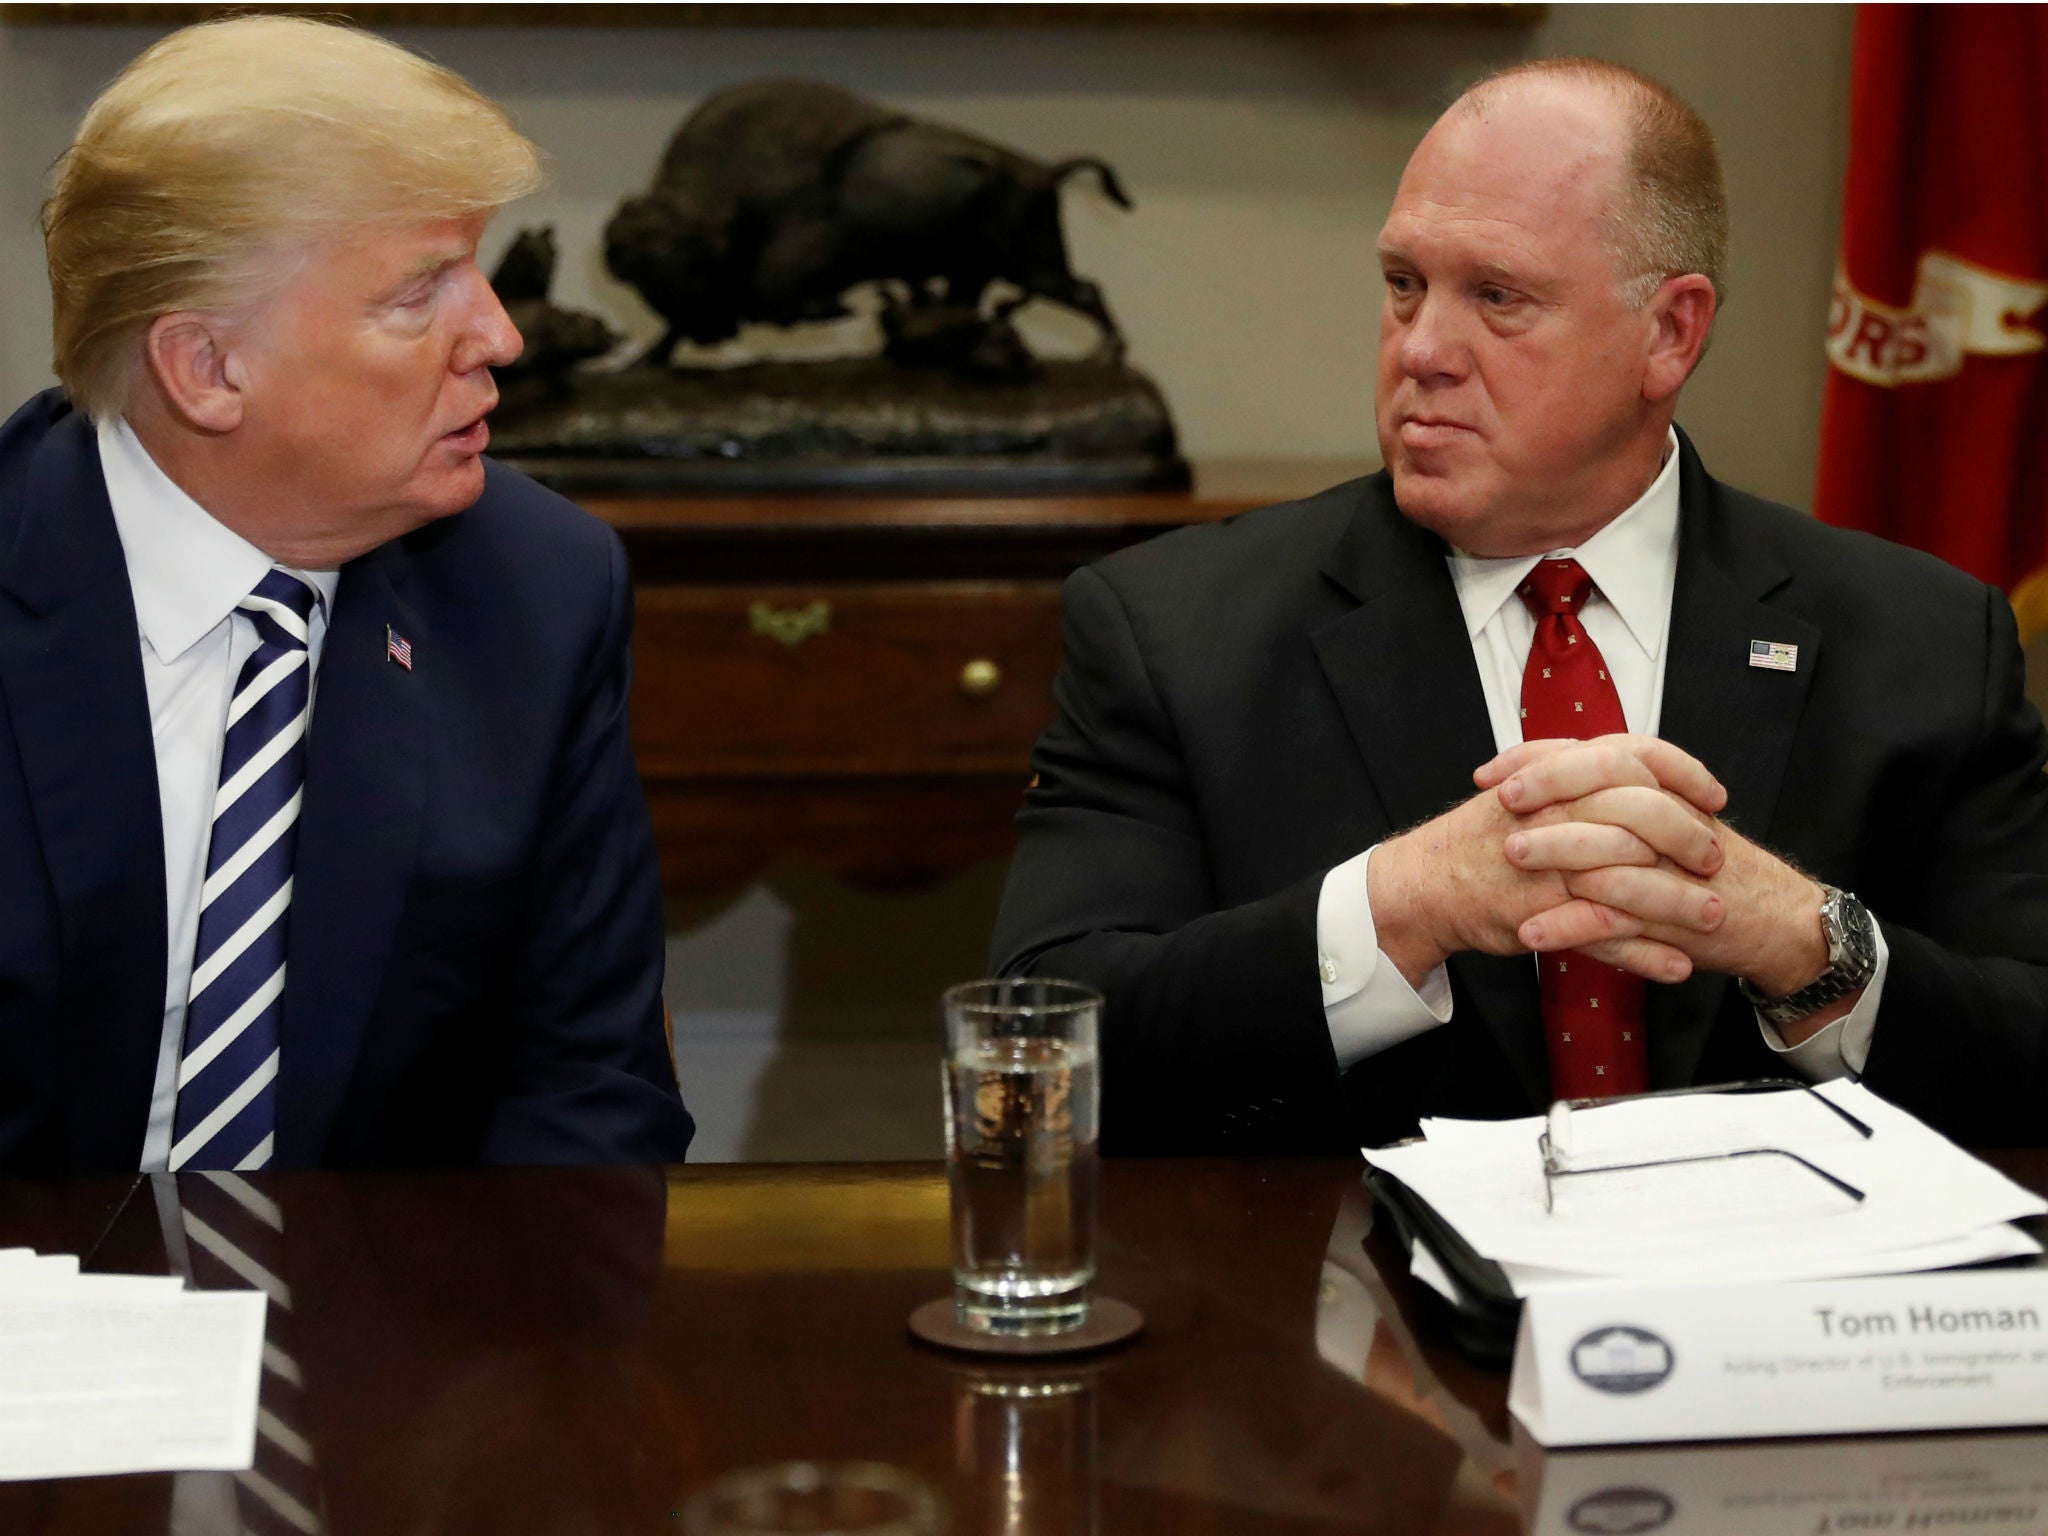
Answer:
0;390;694;1173
992;432;2048;1153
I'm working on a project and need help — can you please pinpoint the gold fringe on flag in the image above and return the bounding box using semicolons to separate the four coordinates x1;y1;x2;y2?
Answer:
2013;563;2048;645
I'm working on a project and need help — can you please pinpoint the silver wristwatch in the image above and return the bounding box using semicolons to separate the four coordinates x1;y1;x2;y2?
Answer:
1739;886;1878;1028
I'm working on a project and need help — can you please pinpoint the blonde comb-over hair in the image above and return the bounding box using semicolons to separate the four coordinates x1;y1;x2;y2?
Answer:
42;16;542;423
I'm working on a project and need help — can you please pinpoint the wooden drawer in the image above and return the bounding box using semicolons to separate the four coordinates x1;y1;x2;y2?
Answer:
630;581;1062;778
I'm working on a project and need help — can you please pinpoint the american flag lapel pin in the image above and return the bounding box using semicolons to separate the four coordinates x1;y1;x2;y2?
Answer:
386;624;414;671
1749;639;1798;672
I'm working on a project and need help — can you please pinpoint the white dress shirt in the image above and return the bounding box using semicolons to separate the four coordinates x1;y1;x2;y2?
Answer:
1315;430;1885;1080
97;419;339;1172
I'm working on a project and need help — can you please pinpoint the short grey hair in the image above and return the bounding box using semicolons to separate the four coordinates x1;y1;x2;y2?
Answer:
1458;56;1729;309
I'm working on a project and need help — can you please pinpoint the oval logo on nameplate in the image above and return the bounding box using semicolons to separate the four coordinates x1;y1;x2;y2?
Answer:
1567;1486;1676;1535
1568;1325;1675;1394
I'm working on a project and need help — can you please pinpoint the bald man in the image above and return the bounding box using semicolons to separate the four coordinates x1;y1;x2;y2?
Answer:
990;58;2048;1154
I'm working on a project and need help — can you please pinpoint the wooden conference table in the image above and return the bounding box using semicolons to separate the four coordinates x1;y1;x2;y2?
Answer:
3;1151;2046;1535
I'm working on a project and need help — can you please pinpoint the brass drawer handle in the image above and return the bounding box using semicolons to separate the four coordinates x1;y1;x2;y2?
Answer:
749;599;830;647
959;658;1003;699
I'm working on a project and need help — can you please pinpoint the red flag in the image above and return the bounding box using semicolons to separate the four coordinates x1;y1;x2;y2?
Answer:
1816;4;2048;642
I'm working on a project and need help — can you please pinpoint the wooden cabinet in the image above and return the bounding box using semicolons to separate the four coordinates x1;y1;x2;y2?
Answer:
586;461;1368;894
631;582;1062;778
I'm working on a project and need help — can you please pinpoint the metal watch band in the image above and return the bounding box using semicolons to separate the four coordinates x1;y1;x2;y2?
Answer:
1738;887;1878;1029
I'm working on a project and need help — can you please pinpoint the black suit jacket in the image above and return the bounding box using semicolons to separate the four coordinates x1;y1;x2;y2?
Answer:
992;433;2048;1153
0;390;694;1173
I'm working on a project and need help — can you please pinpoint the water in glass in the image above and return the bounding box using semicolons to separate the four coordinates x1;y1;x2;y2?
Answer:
945;1029;1099;1334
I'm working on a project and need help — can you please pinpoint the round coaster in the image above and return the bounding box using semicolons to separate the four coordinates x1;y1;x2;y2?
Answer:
908;1296;1144;1356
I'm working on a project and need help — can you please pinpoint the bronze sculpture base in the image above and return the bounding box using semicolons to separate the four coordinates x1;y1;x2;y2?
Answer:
491;357;1189;496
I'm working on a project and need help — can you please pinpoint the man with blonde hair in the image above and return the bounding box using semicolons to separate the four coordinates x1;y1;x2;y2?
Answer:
0;17;693;1172
993;58;2048;1153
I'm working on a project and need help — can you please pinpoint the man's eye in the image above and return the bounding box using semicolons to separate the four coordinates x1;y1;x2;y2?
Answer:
1385;273;1419;297
1478;286;1520;308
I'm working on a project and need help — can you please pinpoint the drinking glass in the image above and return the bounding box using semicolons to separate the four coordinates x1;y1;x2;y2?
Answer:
681;1461;942;1536
942;979;1101;1336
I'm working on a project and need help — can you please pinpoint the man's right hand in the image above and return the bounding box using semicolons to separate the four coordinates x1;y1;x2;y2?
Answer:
1366;735;1728;988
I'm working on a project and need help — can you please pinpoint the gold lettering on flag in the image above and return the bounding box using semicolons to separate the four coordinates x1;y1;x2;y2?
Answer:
1827;252;2048;386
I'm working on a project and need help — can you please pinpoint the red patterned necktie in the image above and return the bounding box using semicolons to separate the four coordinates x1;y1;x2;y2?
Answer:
1518;557;1648;1101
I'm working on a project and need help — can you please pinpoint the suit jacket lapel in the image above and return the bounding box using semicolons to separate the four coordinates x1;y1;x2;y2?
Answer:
1308;478;1553;1107
278;539;428;1166
1647;434;1819;1087
0;408;168;1170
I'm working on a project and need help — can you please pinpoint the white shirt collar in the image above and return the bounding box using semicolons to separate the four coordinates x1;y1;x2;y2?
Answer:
1447;427;1683;656
98;417;337;662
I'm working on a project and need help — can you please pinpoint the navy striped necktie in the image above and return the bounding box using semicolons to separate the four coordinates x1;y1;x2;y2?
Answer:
170;568;319;1172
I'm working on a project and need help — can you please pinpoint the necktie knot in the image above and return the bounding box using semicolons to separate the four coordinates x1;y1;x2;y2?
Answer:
239;568;318;652
1519;557;1595;620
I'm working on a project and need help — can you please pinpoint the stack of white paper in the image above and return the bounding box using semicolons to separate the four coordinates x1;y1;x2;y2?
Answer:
0;1251;267;1481
1365;1081;2047;1298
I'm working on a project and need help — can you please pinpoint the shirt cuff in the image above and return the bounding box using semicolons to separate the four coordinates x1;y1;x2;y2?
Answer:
1755;922;1888;1080
1318;845;1453;1071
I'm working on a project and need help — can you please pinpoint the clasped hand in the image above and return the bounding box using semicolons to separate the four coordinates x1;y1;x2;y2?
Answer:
1369;734;1827;996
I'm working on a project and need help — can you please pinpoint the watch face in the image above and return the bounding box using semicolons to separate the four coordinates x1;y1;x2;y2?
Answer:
1828;892;1877;973
1847;901;1877;966
1821;893;1849;964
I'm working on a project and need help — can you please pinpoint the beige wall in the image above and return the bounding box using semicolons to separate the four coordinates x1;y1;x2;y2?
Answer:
1;6;1853;508
1538;5;1855;510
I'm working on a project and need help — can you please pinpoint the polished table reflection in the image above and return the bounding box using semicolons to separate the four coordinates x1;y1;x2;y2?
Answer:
3;1151;2045;1535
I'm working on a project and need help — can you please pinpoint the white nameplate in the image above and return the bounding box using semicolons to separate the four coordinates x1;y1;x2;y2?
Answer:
1510;1270;2048;1446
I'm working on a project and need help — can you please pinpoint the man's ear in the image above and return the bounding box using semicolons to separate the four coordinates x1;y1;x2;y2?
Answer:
141;312;245;433
1642;274;1717;404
